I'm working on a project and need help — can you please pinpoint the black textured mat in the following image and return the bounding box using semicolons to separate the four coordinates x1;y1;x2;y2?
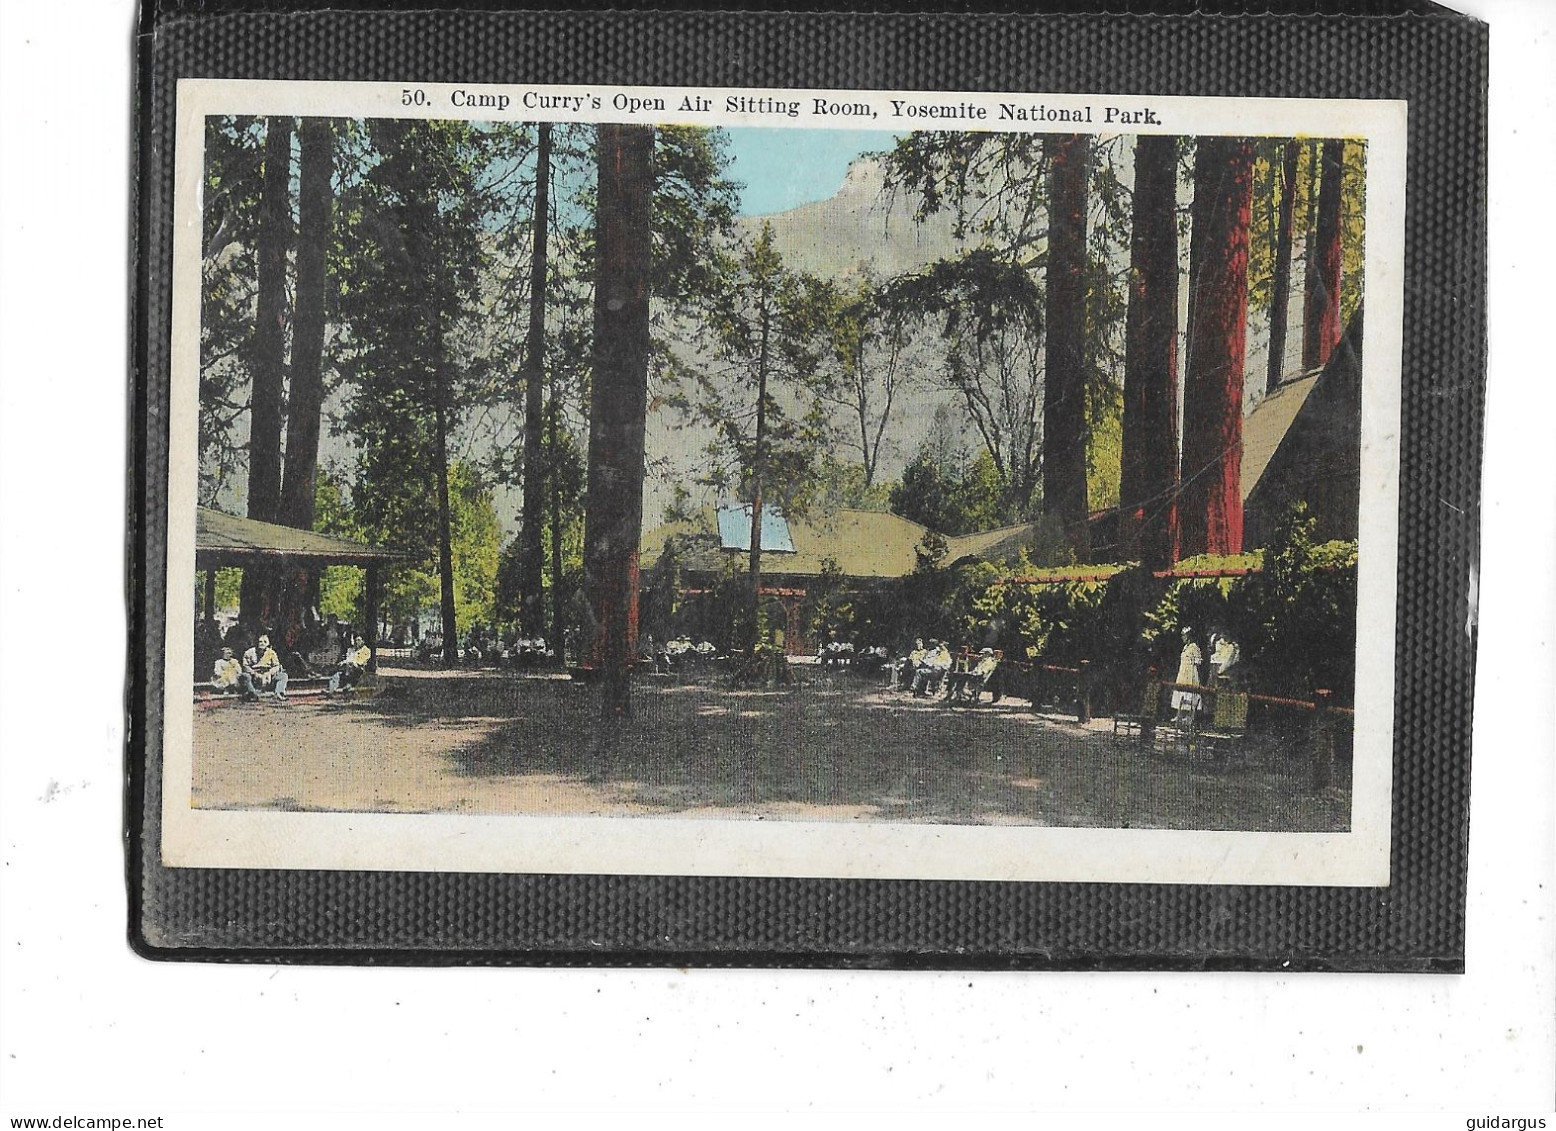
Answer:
129;1;1485;969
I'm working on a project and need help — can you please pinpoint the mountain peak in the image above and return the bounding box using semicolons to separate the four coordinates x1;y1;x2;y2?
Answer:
738;154;960;278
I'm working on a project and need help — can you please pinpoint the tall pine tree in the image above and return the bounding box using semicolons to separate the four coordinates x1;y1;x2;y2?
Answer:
584;123;655;720
334;118;489;665
239;116;294;623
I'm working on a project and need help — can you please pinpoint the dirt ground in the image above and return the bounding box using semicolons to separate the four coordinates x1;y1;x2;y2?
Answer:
190;664;1350;831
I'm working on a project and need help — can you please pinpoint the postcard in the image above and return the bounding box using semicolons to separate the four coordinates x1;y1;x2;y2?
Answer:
159;78;1406;886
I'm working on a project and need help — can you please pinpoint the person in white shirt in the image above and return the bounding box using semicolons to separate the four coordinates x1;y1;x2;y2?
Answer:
912;640;952;698
947;647;999;702
1209;631;1241;685
327;634;372;693
895;638;926;690
211;647;242;694
240;634;289;701
1170;628;1203;725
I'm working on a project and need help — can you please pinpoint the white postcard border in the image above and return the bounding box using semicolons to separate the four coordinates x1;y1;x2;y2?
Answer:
161;79;1406;886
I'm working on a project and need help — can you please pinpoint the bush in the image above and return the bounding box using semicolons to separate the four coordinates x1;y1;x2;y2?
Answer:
1142;504;1357;701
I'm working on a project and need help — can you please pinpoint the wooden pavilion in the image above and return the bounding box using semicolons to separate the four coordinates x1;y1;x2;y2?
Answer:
195;507;406;670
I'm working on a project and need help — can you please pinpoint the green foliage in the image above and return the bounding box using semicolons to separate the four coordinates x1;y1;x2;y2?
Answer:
1140;551;1264;648
882;133;1136;523
314;471;364;620
801;556;852;643
199;116;266;504
959;558;1134;662
650;125;742;310
815;272;929;488
371;461;501;630
1247;138;1368;350
1085;381;1123;517
195;568;244;616
495;422;586;631
883;250;1045;513
889;445;1007;535
666;221;836;516
1259;505;1358;696
1141;504;1357;698
797;456;894;514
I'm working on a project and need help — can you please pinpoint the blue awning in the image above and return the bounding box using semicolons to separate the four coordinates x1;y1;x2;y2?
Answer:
715;504;796;553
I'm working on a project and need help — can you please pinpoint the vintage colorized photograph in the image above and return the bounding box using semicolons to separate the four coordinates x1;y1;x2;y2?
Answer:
160;81;1405;884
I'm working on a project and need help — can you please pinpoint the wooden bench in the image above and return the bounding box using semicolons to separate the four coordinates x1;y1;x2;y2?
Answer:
193;676;334;703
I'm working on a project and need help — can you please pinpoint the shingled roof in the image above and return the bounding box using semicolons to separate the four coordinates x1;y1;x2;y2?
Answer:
1240;369;1324;502
641;507;936;580
195;507;406;569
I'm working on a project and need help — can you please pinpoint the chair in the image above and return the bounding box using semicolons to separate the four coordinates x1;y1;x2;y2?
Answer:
1199;690;1250;763
947;656;1000;705
1113;681;1161;741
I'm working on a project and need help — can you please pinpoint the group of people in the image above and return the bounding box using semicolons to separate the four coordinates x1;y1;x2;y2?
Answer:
1169;627;1241;724
415;625;553;668
890;638;999;703
205;624;373;701
640;634;718;672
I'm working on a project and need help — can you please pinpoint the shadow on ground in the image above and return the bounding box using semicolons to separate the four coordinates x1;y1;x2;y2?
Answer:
292;667;1350;831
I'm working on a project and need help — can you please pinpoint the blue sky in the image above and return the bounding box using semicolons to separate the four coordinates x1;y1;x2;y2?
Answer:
723;127;902;216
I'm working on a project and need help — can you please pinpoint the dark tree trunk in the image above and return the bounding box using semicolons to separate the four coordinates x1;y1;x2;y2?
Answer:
278;117;333;531
1303;139;1345;372
746;302;771;650
271;119;334;647
433;333;459;668
518;122;552;635
1180;136;1256;558
584;123;654;721
549;384;565;656
1119;134;1181;571
1042;133;1091;561
240;115;294;625
1266;139;1300;395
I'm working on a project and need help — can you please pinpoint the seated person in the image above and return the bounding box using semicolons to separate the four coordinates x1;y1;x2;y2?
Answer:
665;635;693;669
945;647;999;702
895;638;927;690
327;634;372;693
1209;631;1241;686
211;647;242;694
911;640;953;698
240;634;289;701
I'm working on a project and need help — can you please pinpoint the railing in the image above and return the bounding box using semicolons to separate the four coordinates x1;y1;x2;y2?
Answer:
999;658;1094;724
1146;672;1352;788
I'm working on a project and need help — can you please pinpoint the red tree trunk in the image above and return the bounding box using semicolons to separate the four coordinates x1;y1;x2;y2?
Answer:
1266;139;1300;395
1180;136;1255;558
1042;133;1091;561
584;123;654;721
1302;139;1344;372
1119;134;1181;570
240;115;293;625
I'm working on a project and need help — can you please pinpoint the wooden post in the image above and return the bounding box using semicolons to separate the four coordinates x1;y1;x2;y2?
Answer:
365;563;380;674
203;569;217;620
1141;665;1159;748
1077;660;1093;724
1311;688;1334;789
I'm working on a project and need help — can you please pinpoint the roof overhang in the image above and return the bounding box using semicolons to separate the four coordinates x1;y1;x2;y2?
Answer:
195;507;411;570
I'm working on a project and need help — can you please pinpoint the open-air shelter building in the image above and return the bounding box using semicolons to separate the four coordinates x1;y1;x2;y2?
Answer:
195;506;406;672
